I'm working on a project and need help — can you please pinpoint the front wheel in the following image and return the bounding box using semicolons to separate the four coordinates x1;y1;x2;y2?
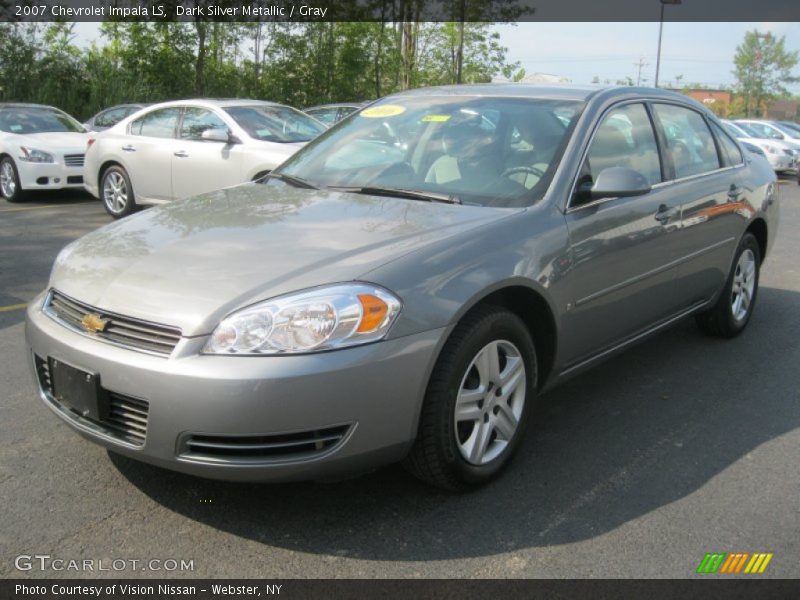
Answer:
696;233;760;337
403;306;537;491
0;157;25;203
101;166;135;218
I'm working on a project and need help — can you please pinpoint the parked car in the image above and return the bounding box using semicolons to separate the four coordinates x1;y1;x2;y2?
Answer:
83;104;147;132
723;120;796;173
84;99;327;217
304;102;366;126
739;140;766;157
27;85;778;490
735;119;800;149
0;103;89;202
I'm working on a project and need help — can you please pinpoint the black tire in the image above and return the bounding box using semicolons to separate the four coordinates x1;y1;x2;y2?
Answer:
100;165;136;218
0;156;26;203
695;233;761;338
403;305;537;491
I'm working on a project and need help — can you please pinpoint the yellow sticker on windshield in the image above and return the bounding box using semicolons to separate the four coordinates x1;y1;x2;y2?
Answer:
360;105;406;118
422;114;451;122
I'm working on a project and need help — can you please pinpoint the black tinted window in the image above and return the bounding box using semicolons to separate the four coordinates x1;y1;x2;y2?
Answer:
180;107;227;140
94;107;128;128
130;108;181;138
710;122;743;166
653;104;720;179
581;103;662;188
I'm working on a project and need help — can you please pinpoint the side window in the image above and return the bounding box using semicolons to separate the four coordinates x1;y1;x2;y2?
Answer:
710;122;744;166
180;107;228;140
743;122;782;140
308;108;337;125
94;108;127;128
652;104;720;179
577;103;662;200
130;108;181;138
338;107;358;120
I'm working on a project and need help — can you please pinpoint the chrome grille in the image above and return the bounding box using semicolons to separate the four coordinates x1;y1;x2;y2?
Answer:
180;425;351;462
34;354;149;446
45;290;182;357
64;154;84;167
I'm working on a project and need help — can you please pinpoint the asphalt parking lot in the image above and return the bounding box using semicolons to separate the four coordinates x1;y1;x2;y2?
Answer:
1;179;799;579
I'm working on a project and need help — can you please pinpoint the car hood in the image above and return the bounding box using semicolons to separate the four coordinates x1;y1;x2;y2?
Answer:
50;183;515;336
11;131;88;154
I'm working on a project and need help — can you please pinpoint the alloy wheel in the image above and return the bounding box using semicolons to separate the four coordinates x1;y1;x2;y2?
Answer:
0;161;16;198
103;171;128;213
731;248;756;322
454;339;526;465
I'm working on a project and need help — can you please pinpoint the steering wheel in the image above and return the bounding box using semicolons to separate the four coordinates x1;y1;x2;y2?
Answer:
502;165;546;180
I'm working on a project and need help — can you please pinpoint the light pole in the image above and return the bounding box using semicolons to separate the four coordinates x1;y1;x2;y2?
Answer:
655;0;682;88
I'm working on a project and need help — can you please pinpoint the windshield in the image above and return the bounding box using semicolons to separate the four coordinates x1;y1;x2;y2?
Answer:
772;122;800;138
723;122;746;138
224;105;326;143
277;96;583;207
0;106;84;134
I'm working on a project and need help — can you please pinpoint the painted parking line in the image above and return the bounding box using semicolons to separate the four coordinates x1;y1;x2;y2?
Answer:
0;303;28;313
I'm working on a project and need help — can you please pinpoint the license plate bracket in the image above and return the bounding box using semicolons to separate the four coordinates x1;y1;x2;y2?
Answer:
49;358;106;421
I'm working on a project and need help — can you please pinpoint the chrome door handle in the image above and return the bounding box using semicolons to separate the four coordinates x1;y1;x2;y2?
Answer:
174;151;189;158
654;204;679;224
121;145;136;152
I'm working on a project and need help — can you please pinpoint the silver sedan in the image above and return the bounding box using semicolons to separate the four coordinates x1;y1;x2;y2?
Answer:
27;85;779;490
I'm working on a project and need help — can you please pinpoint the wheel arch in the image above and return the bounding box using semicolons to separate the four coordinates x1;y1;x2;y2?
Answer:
745;217;768;264
439;280;559;391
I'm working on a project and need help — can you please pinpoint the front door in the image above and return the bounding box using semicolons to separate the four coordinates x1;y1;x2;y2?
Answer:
171;107;244;200
560;102;682;365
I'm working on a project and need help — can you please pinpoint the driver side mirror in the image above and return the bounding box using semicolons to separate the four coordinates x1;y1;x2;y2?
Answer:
584;167;651;200
771;132;784;140
201;128;241;144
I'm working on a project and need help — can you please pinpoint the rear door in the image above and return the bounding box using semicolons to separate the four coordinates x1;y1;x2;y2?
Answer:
171;107;245;200
650;103;743;308
560;102;683;364
125;107;181;201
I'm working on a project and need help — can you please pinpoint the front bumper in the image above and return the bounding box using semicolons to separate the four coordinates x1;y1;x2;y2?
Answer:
25;295;444;482
17;159;85;191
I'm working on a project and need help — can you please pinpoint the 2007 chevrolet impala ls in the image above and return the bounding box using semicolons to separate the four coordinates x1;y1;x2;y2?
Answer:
26;85;779;490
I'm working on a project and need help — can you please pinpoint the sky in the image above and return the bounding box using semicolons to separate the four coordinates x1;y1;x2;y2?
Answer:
494;22;800;92
72;21;800;94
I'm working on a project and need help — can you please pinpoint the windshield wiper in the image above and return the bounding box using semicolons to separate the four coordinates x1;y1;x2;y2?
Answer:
330;186;461;205
263;172;319;190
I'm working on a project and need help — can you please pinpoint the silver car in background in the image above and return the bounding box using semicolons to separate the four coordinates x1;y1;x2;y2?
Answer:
27;85;779;490
84;99;327;218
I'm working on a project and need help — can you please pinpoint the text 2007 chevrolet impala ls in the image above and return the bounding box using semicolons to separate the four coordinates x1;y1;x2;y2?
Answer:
26;85;779;490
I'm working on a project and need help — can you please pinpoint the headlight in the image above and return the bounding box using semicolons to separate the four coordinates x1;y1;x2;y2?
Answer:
204;283;402;355
759;144;779;155
18;147;54;163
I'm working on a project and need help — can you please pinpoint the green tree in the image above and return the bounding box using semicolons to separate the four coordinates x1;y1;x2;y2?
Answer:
733;30;799;117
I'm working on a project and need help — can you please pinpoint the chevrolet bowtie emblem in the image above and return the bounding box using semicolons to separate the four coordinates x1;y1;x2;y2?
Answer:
81;313;109;334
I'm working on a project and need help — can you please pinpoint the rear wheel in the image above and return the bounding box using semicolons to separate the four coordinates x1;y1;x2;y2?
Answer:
404;306;536;491
0;157;25;203
101;165;135;218
696;233;760;337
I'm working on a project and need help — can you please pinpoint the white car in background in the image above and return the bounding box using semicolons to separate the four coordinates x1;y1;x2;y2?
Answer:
0;103;89;203
723;120;797;174
84;99;327;218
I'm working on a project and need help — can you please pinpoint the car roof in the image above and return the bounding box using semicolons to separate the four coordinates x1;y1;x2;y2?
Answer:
386;83;696;105
306;102;367;111
142;98;288;110
0;102;64;111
